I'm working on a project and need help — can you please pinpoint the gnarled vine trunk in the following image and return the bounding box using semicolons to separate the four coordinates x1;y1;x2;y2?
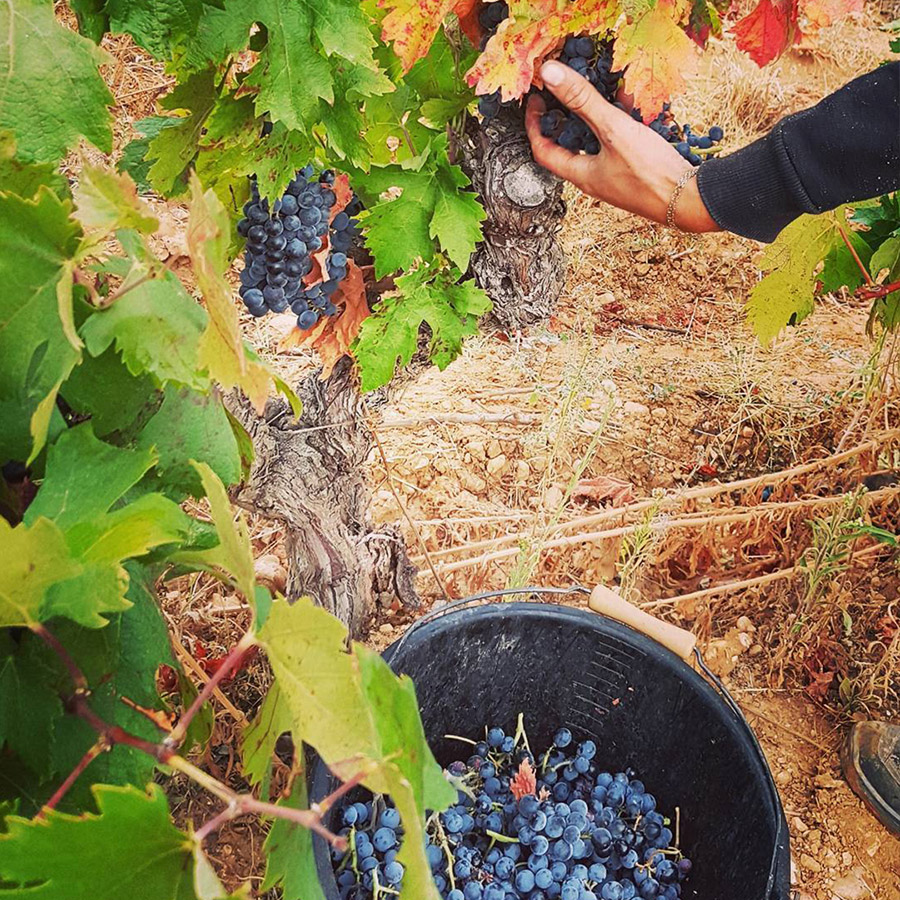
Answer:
228;358;417;638
462;105;567;329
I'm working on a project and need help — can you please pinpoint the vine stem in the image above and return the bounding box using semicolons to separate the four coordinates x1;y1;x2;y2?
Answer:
857;278;900;301
171;756;350;848
37;739;108;818
165;631;257;750
837;225;874;286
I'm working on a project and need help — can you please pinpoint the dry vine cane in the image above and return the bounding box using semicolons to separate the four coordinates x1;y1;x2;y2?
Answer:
32;624;354;847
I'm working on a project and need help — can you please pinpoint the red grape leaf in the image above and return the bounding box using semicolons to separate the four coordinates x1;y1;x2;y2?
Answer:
613;0;700;119
297;260;371;379
380;0;480;72
466;0;618;102
731;0;799;66
457;0;484;47
799;0;863;33
509;758;537;802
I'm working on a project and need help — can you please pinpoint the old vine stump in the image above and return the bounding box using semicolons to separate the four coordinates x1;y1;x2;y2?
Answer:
229;358;417;638
462;105;567;329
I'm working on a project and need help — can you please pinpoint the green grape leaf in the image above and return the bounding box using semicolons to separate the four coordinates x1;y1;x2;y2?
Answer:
136;384;241;498
118;117;181;193
850;193;900;249
106;0;205;57
260;778;326;900
60;346;161;439
170;462;257;606
187;175;272;412
0;784;216;899
147;69;219;196
0;132;68;199
8;425;192;629
257;596;455;900
354;266;491;391
869;234;900;281
353;143;485;277
819;226;872;294
0;635;64;778
0;0;113;163
73;163;159;237
362;87;435;166
80;274;209;391
241;682;292;788
70;0;109;42
746;206;856;345
0;188;82;463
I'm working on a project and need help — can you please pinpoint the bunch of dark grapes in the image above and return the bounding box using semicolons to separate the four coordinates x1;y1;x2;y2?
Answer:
537;34;724;165
333;723;693;900
476;2;510;119
235;166;362;331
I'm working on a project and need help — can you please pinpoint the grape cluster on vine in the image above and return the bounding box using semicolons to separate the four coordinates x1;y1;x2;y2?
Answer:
333;724;692;900
235;167;362;331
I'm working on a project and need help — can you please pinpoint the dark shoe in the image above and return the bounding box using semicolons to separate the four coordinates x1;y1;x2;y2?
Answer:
841;720;900;836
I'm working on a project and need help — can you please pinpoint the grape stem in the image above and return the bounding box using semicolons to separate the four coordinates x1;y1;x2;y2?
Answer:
37;739;108;817
838;225;875;286
164;630;257;751
857;278;900;301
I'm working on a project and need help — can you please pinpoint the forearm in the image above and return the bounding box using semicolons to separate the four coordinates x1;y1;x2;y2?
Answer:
695;62;900;243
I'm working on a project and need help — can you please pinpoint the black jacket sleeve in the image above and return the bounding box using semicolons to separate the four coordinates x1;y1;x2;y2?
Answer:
696;62;900;242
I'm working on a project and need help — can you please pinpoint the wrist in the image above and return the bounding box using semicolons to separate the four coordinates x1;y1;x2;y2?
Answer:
674;177;720;233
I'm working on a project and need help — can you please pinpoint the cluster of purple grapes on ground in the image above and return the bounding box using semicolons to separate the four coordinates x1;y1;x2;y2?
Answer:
333;724;692;900
537;35;724;164
235;167;362;331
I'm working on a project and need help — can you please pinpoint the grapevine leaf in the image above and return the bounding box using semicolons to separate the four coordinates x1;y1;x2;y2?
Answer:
147;69;219;196
32;570;178;809
0;0;113;163
0;188;82;462
136;384;241;498
353;267;490;391
260;777;327;900
70;0;109;43
188;175;272;413
731;0;798;67
118;117;181;194
379;0;478;72
0;132;68;199
466;0;618;101
80;275;209;391
20;425;191;628
60;346;161;439
429;168;487;270
799;0;864;35
241;682;292;788
614;0;700;118
106;0;205;57
170;462;257;606
819;227;872;294
73;164;159;237
747;207;854;345
851;193;900;249
0;784;213;899
0;634;63;778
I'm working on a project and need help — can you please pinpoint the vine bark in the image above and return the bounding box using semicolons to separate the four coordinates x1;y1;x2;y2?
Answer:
461;105;567;329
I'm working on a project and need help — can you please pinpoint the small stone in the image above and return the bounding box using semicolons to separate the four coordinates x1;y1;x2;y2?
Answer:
800;853;822;874
486;454;507;477
792;817;808;834
813;773;844;789
543;485;564;510
598;291;616;304
737;615;755;632
254;554;288;593
623;401;650;416
486;439;502;459
831;873;868;900
741;425;754;438
460;471;487;493
840;852;852;867
749;643;764;656
467;440;485;458
379;623;394;635
776;770;791;786
515;460;531;483
651;407;667;420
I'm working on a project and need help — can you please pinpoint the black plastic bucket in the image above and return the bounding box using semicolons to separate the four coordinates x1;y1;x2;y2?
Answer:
312;597;791;900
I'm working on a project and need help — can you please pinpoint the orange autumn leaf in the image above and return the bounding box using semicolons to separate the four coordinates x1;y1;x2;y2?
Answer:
799;0;863;34
510;757;537;802
380;0;478;71
613;0;699;119
467;0;617;102
457;0;484;46
731;0;798;66
300;260;371;379
305;174;354;287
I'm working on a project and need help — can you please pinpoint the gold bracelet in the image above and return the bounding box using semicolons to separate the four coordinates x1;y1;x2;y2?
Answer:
666;168;698;230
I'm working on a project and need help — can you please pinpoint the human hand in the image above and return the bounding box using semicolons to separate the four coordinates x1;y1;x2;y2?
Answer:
525;61;720;234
